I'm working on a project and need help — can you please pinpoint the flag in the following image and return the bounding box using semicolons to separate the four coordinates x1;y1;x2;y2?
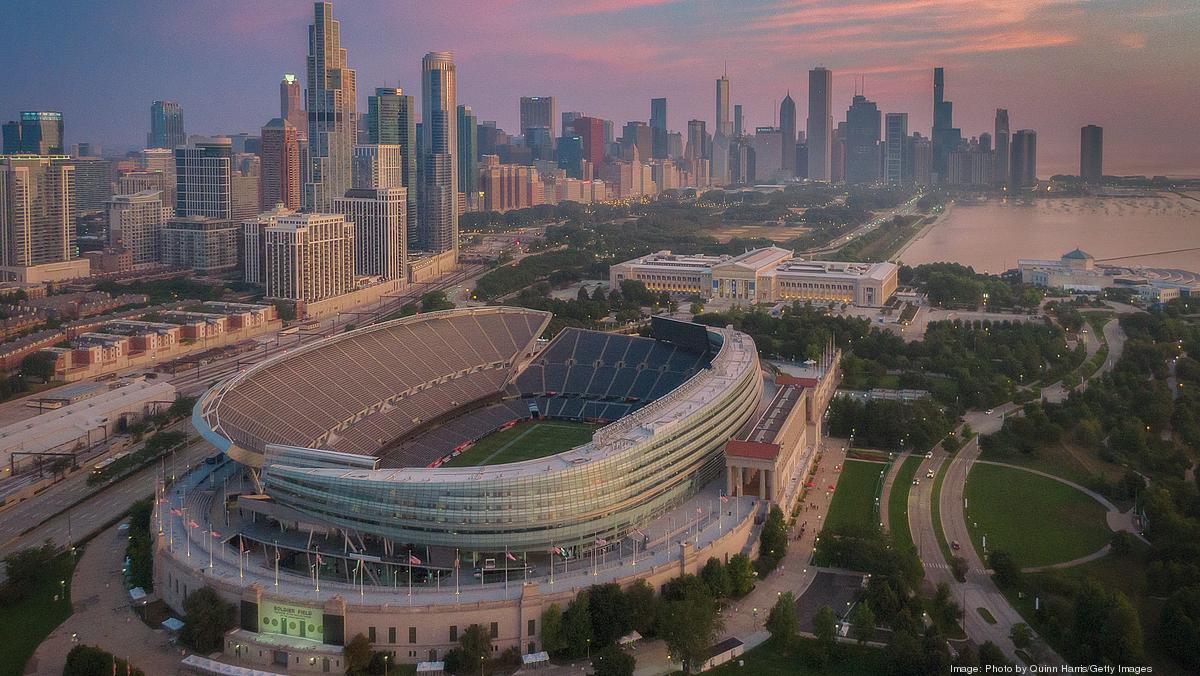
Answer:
209;530;220;539
696;507;704;514
408;553;422;565
505;551;518;562
187;520;200;529
453;557;460;569
720;495;729;504
169;508;182;516
595;538;608;546
315;553;324;565
632;528;645;538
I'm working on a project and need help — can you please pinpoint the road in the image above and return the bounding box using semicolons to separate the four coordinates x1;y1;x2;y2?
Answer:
800;194;924;257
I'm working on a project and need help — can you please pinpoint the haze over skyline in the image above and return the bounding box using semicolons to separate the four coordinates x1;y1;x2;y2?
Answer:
2;0;1198;176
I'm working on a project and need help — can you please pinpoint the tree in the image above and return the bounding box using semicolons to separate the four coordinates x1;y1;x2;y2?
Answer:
930;582;963;634
765;592;798;648
988;550;1022;588
727;553;755;597
179;586;236;653
758;505;789;570
658;587;723;673
588;583;631;647
561;590;593;658
849;601;876;645
63;646;146;676
812;605;838;664
624;579;658;635
977;641;1011;669
950;556;969;583
344;633;373;675
592;644;636;676
699;557;731;599
1;541;57;601
20;351;57;381
459;624;492;672
1160;586;1200;670
540;604;566;655
1009;622;1032;649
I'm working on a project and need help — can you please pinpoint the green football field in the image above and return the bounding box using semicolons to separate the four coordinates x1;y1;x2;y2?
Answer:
441;419;597;467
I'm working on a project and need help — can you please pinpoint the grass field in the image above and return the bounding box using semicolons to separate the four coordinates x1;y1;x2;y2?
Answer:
964;464;1111;568
930;459;954;564
701;637;888;676
441;419;597;467
824;459;887;532
0;550;78;675
886;455;921;551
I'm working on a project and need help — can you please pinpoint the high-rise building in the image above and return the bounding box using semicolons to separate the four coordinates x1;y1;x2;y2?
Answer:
807;67;833;181
231;160;261;225
520;97;556;139
480;162;543;212
931;68;963;181
557;135;584;179
241;204;295;286
0;156;76;268
884;113;908;184
994;109;1010;186
620;122;653;161
751;127;782;181
149;101;185;150
263;213;355;302
419;51;458;254
571;117;605;170
1010;129;1038;188
260;118;301;210
304;1;357;212
779;93;797;175
106;190;164;264
367;87;417;250
729;136;756;185
175;138;232;219
911;134;932;186
68;157;113;213
715;74;731;137
1080;125;1103;184
160;216;238;273
561;112;582;135
457;105;479;210
8;112;65;155
685;120;708;162
351;145;403;190
335;187;406;281
650;98;668;159
844;94;881;184
280;74;307;139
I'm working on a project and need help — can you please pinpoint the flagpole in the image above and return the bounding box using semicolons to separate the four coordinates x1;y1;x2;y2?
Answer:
504;547;509;592
407;549;412;599
274;547;279;588
455;548;460;599
184;508;190;558
208;524;213;569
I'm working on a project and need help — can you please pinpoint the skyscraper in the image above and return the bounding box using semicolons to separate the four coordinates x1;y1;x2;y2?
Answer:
106;190;164;264
650;98;668;159
263;213;355;301
779;93;797;174
305;1;357;212
14;112;65;155
335;187;406;281
520;97;555;138
844;94;881;184
0;156;76;268
175;138;232;218
994;109;1010;187
419;51;458;254
572;117;605;170
1;122;20;155
931;68;962;181
351;144;402;192
1010;129;1038;187
457;105;479;210
807;67;833;181
685;120;708;162
715;74;731;137
280;74;307;139
620;122;652;161
1080;125;1103;184
149;102;185;150
561;112;582;134
260;118;301;210
884;113;908;184
368;87;417;249
733;105;744;138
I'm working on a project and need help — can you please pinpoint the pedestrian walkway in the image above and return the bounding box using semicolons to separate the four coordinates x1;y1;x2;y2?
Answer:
878;451;909;533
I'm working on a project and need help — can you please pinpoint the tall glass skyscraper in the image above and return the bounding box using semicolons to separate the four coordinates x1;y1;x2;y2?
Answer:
884;113;908;184
419;51;458;254
844;94;881;184
12;112;65;155
779;93;796;174
457;104;478;211
994;109;1010;187
149;101;184;150
304;1;356;213
368;88;417;249
807;67;833;181
650;97;668;159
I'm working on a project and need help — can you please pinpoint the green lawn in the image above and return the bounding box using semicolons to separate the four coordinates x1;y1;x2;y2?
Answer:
824;460;887;532
0;550;79;675
930;459;954;564
441;419;597;467
886;455;921;551
964;464;1111;568
701;637;888;676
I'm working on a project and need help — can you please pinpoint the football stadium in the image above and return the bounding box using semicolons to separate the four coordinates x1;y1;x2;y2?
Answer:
158;307;836;671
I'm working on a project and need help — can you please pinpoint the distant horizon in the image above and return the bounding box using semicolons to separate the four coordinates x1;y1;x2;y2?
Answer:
2;1;1198;177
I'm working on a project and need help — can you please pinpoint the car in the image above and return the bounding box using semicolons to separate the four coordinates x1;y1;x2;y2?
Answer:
927;470;935;478
912;479;920;485
951;540;961;550
986;408;993;414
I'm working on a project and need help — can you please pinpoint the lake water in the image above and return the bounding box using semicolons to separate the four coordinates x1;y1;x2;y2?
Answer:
898;193;1200;274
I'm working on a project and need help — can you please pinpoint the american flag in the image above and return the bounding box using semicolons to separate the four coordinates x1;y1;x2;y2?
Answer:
169;508;182;516
632;528;646;538
187;519;200;529
208;530;220;539
696;507;704;514
408;553;422;565
595;538;608;546
720;495;729;504
505;551;518;562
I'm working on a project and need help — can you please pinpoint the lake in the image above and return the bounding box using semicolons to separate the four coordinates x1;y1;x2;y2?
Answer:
897;193;1200;274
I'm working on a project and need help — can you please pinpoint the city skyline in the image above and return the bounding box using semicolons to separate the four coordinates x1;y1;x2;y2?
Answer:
1;1;1197;176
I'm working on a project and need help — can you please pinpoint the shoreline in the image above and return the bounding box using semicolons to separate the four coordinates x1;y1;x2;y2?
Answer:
892;200;954;263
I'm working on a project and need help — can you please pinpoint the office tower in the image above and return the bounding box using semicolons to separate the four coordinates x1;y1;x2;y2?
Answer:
561;112;582;135
571;117;605;169
807;67;833;180
733;105;744;138
65;158;111;213
844;94;881;184
148;101;185;150
685;120;708;161
650;98;668;159
0;156;75;267
911;134;932;185
621;122;653;160
175;138;232;218
352;144;403;190
305;1;357;212
260;118;301;210
557;135;583;178
1080;125;1103;184
1010;129;1037;187
947;148;995;186
525;126;554;162
230;159;260;224
667;132;683;160
335;187;406;280
520;97;556;139
419;51;458;254
9;112;65;155
779;93;797;174
994;109;1010;186
978;132;992;153
729;137;756;185
715;74;731;137
831;123;846;183
603;120;615;145
367;87;417;249
456;105;479;210
72;142;100;157
884;113;908;184
280;74;307;138
794;143;808;179
480;163;543;212
751;127;782;180
931;67;963;181
106;191;164;264
263;213;355;301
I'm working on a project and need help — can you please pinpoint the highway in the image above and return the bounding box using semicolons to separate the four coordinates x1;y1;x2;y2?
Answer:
801;194;924;257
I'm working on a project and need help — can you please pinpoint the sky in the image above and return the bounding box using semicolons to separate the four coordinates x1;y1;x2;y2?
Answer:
2;0;1198;176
